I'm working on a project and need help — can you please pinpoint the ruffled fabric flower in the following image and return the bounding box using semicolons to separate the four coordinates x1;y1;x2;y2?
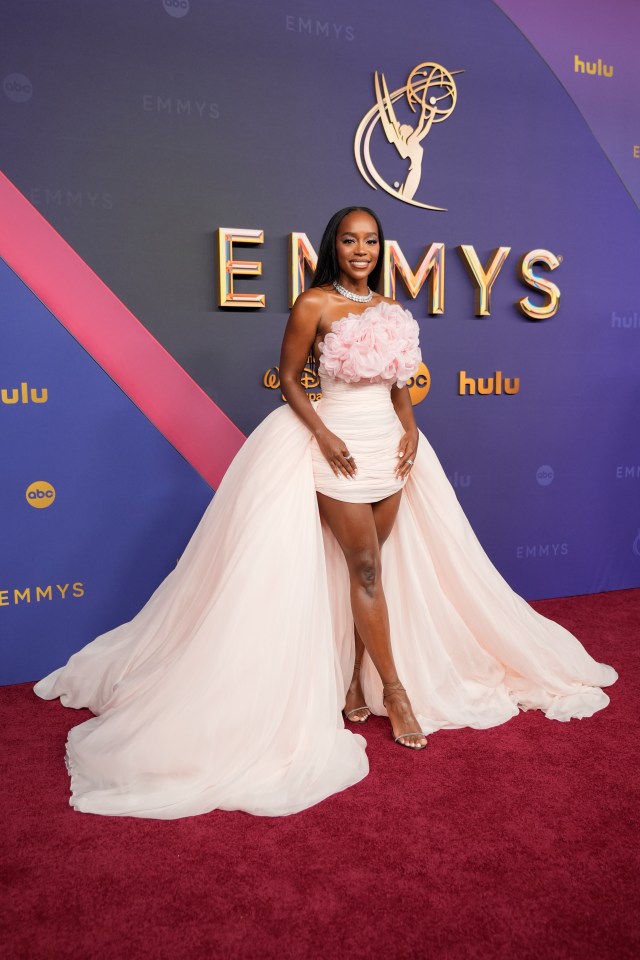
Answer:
318;302;421;387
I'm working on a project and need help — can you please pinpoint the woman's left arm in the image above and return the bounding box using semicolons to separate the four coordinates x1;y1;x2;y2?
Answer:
391;384;419;480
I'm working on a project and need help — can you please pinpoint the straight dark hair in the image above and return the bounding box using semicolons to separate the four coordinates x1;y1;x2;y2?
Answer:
310;207;385;292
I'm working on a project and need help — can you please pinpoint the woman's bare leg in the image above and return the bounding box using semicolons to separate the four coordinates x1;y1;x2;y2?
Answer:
344;629;369;722
317;491;426;749
344;493;404;722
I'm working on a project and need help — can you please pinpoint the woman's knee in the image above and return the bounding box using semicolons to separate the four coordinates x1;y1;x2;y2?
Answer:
348;549;381;596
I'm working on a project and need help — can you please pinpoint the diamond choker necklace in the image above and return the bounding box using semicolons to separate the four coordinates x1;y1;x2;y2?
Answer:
333;280;373;303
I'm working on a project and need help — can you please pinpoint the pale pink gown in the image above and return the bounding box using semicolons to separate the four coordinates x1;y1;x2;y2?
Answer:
34;303;617;819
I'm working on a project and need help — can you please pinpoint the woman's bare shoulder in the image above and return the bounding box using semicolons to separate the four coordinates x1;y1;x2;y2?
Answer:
293;286;331;311
287;287;332;331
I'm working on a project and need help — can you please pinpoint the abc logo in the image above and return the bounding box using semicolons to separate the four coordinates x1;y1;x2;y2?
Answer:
408;362;431;406
25;481;56;509
163;0;190;17
3;73;33;102
536;465;554;486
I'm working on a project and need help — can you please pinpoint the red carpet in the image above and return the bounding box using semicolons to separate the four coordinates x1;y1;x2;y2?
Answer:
2;589;638;960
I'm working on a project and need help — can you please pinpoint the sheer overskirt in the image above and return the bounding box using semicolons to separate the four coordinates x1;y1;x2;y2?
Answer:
35;387;617;818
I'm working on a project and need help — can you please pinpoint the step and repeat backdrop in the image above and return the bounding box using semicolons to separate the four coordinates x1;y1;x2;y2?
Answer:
1;0;639;683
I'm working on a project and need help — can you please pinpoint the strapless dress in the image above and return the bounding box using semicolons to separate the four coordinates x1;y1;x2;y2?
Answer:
310;301;421;502
34;301;617;820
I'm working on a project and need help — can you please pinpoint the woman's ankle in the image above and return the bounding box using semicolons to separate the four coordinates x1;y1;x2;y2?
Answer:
382;679;405;701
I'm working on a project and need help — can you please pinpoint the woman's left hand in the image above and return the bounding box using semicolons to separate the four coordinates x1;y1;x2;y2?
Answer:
396;429;419;480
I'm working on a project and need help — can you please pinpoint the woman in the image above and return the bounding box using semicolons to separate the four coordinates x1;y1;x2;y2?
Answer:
281;207;427;749
35;207;617;819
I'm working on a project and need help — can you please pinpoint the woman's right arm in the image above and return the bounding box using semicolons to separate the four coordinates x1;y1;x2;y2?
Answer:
279;291;356;478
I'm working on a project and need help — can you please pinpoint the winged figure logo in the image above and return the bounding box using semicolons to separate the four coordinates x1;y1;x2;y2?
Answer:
354;62;463;211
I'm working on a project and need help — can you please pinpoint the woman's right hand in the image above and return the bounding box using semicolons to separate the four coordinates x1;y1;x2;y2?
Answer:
316;429;357;479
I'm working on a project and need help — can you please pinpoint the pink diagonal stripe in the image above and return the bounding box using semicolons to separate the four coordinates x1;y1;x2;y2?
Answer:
0;171;245;489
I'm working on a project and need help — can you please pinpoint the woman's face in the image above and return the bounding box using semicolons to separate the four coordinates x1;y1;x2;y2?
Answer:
335;210;380;286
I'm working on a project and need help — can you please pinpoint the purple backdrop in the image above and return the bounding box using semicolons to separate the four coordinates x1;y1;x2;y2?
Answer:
1;0;639;683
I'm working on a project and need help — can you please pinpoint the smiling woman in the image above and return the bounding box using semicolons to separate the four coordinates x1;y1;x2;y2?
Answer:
34;207;617;820
280;208;426;745
308;208;384;294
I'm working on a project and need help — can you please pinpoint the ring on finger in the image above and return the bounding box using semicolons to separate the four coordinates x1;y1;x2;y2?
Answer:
345;453;353;461
405;458;415;466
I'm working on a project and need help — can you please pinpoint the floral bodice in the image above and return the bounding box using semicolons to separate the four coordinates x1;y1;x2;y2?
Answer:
318;302;421;388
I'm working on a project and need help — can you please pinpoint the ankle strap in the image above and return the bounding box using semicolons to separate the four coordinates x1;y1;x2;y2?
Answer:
382;680;406;702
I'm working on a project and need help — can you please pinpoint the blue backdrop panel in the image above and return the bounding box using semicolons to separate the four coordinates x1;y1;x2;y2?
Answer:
0;259;212;683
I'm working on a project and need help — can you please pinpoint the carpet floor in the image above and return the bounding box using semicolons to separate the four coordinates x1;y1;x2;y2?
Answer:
1;589;639;960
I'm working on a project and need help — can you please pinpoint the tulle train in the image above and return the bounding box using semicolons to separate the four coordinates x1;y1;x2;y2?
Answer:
34;404;617;818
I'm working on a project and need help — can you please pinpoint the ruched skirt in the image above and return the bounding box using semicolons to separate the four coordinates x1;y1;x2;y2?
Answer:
310;377;405;503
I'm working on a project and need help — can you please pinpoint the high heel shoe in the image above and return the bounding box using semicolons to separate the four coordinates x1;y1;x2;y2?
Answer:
382;681;427;750
343;657;371;723
343;706;371;723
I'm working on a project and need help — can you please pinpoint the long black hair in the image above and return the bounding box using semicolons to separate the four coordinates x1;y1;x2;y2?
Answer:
310;206;385;292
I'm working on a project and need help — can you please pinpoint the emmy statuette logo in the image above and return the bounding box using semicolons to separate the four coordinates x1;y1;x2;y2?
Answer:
354;62;462;211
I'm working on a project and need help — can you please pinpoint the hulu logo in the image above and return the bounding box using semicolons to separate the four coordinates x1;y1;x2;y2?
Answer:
458;371;520;396
1;382;48;405
574;55;613;77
